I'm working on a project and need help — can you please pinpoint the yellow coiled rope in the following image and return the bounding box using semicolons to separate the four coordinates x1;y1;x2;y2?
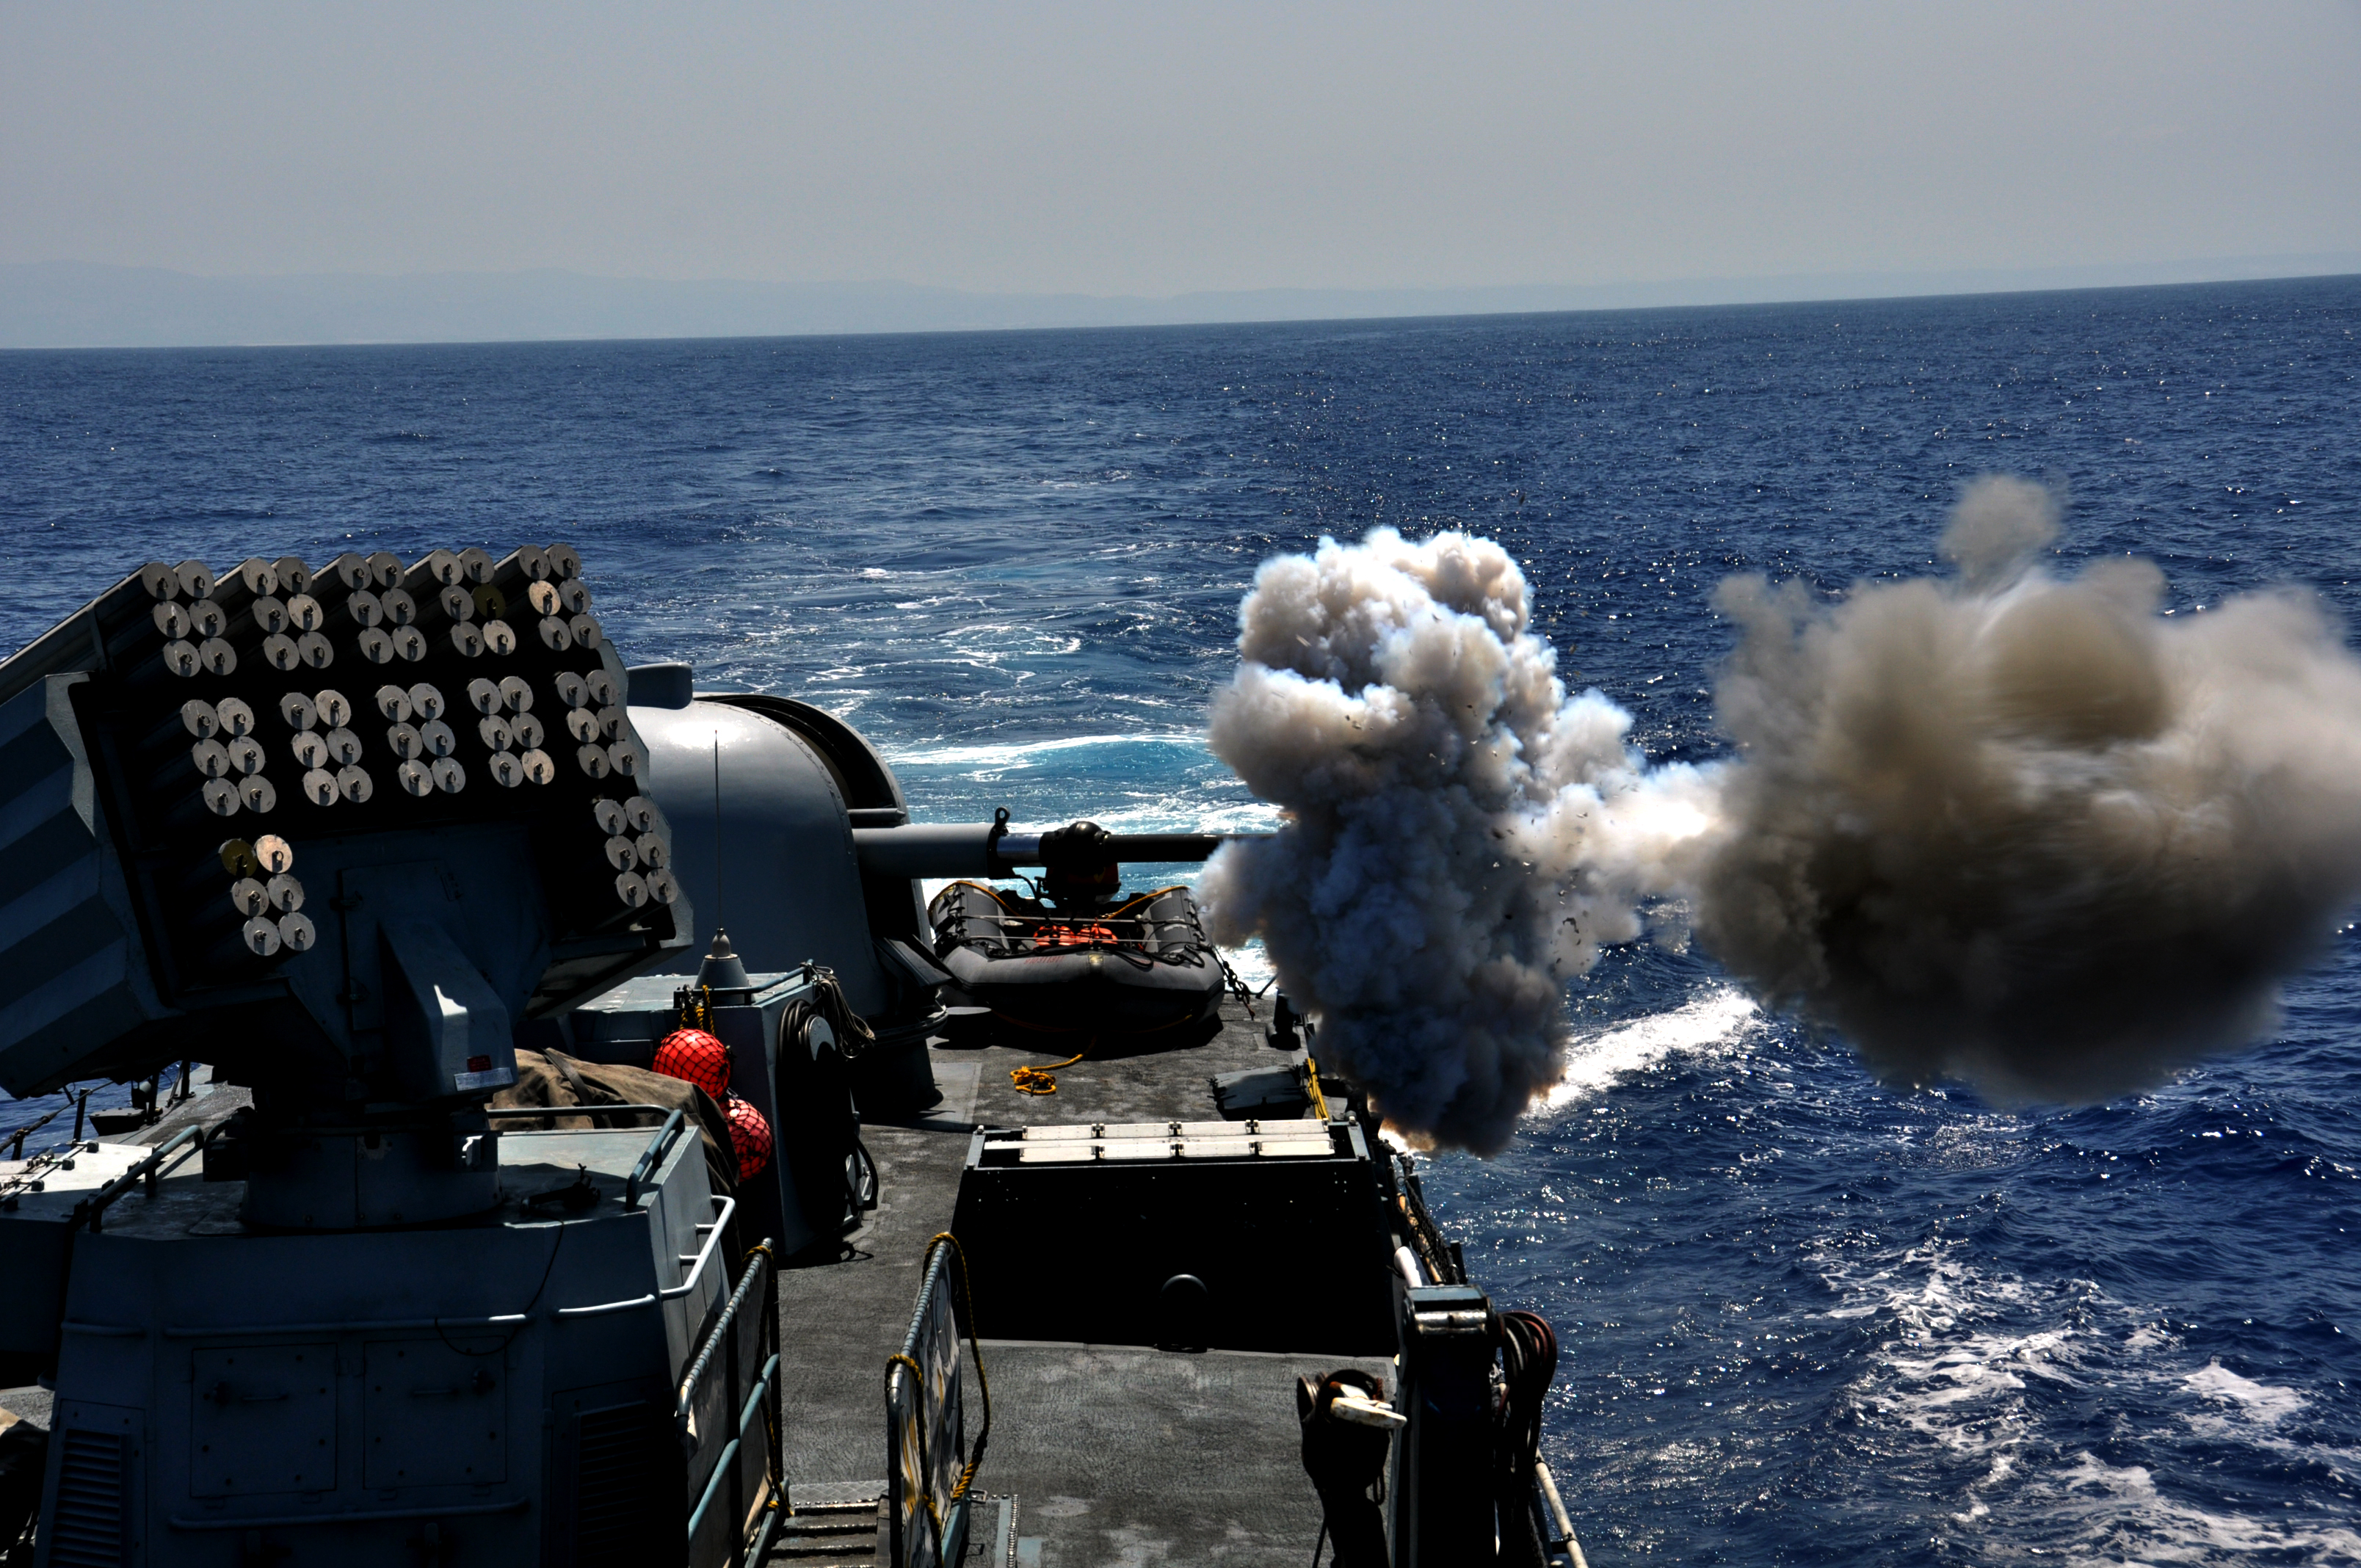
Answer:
1009;1039;1093;1096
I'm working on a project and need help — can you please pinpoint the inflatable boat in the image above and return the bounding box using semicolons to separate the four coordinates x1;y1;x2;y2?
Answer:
928;879;1226;1036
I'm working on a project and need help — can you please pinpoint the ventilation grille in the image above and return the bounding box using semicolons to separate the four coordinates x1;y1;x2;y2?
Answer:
46;1429;128;1568
573;1405;654;1568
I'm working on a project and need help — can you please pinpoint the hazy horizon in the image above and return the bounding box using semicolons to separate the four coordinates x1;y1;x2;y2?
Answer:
7;253;2358;351
7;1;2358;321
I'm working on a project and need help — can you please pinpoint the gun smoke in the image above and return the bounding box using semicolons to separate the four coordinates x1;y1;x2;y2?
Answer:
1197;528;1716;1154
1200;480;2361;1152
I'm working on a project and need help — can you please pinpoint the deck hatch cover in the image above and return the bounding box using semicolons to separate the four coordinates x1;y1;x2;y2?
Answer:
982;1121;1339;1165
187;1343;336;1498
363;1339;509;1488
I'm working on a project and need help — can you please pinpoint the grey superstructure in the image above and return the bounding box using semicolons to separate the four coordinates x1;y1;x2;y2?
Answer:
0;548;1581;1567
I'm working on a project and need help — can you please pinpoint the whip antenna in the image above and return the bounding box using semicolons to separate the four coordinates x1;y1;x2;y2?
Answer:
712;730;722;937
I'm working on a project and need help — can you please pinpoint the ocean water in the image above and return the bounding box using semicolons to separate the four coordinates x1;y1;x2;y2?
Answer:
4;276;2359;1563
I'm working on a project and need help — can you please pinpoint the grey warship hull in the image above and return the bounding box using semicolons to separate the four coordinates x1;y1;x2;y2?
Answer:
1;550;1582;1568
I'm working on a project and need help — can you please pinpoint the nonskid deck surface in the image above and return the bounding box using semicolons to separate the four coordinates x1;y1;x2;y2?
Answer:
777;1000;1387;1565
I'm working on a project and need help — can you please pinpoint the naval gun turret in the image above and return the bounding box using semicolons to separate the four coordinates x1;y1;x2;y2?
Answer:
612;677;1242;1102
0;548;788;1567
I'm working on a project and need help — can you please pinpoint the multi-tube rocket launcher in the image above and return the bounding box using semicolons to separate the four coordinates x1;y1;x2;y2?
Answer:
0;545;691;1143
0;548;820;1568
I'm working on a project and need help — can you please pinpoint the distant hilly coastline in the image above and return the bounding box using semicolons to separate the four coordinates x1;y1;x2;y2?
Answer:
5;254;2358;350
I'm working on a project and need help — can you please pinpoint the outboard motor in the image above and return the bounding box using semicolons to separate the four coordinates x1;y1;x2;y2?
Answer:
1036;819;1121;908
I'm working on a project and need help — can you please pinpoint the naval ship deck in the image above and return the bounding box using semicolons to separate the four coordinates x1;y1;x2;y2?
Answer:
2;1001;1390;1567
777;998;1389;1565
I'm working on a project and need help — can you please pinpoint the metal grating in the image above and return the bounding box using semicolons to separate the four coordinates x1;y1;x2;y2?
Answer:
573;1404;655;1568
46;1428;128;1568
774;1495;884;1565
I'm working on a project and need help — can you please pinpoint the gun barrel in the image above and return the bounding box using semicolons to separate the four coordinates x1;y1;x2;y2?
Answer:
851;823;1261;879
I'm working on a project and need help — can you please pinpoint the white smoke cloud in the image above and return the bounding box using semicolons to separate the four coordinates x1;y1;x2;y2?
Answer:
1202;482;2361;1151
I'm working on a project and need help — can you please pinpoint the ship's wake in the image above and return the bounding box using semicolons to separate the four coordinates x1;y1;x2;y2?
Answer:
1539;987;1762;1112
1200;479;2361;1151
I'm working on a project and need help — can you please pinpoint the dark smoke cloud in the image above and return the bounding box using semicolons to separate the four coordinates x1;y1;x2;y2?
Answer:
1204;482;2361;1150
1198;529;1713;1154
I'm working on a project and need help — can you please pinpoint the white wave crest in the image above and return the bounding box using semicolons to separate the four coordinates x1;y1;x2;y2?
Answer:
1812;1242;2360;1561
1539;987;1760;1111
2183;1358;2307;1424
2028;1451;2361;1563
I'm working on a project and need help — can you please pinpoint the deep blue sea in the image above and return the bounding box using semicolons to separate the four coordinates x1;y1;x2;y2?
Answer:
5;277;2359;1563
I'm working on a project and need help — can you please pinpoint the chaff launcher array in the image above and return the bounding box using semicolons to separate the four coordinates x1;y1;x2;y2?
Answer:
0;545;686;1105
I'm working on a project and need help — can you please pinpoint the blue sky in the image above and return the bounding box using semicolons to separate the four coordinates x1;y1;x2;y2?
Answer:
5;1;2358;296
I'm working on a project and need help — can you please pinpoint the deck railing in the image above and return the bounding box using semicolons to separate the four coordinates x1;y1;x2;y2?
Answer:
679;1238;782;1568
885;1233;988;1568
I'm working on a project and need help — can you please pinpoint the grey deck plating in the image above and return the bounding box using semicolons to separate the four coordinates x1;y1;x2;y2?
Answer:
779;1001;1385;1564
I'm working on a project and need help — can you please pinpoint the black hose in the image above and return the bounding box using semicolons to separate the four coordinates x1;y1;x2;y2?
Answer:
777;967;873;1239
1493;1311;1559;1568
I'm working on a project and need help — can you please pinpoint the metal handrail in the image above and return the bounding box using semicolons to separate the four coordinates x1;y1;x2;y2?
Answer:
1534;1459;1589;1568
553;1293;655;1321
685;1438;742;1545
556;1194;734;1320
659;1195;735;1302
675;1238;773;1424
740;1353;778;1443
485;1103;678;1122
675;1237;782;1567
82;1125;203;1231
160;1313;529;1340
682;1352;783;1544
625;1108;687;1208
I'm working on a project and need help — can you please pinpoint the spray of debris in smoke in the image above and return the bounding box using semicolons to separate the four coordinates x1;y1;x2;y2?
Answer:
1200;480;2361;1150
